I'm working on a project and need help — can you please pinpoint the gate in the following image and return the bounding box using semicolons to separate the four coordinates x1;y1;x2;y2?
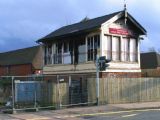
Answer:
69;78;88;105
69;79;82;104
59;74;95;107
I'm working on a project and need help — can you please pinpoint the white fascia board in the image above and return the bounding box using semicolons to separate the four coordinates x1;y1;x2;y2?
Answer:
101;12;146;35
101;12;123;27
127;15;147;35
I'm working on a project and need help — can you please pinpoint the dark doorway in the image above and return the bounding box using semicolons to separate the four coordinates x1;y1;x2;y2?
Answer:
69;77;88;105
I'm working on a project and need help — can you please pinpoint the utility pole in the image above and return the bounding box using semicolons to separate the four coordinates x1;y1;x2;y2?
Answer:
96;55;99;105
96;56;111;105
12;76;16;114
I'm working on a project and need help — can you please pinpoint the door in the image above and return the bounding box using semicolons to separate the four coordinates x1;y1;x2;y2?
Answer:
69;77;88;105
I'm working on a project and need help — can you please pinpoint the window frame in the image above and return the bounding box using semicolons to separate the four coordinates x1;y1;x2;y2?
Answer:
87;34;100;62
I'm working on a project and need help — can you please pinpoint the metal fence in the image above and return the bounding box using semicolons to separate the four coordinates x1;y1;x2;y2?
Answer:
0;74;97;113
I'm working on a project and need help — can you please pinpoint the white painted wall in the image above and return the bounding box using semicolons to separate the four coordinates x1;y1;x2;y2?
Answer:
100;17;141;73
130;38;137;62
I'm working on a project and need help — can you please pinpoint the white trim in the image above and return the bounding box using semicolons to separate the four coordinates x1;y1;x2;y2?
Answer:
62;43;64;64
127;15;146;34
138;37;141;68
101;12;123;27
51;43;54;64
100;28;103;56
85;36;88;62
101;12;146;35
42;45;45;66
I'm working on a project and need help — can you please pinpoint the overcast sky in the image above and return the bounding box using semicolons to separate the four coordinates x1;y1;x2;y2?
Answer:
0;0;159;52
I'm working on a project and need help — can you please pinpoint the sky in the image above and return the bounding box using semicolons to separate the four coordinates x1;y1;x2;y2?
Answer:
0;0;159;53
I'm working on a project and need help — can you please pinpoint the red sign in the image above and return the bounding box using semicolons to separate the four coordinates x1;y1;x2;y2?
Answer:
109;28;129;35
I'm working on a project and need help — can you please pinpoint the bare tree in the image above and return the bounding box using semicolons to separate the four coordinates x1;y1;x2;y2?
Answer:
148;47;156;52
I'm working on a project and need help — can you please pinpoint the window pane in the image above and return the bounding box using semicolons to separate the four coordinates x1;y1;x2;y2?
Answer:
64;42;69;53
94;35;98;60
130;38;137;62
90;37;93;61
44;46;47;65
87;37;91;61
112;36;120;61
97;35;100;48
106;35;112;60
87;35;100;61
94;36;97;49
122;37;129;61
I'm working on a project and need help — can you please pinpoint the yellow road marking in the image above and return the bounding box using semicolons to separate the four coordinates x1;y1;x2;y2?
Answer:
55;108;160;118
122;114;137;118
26;117;50;120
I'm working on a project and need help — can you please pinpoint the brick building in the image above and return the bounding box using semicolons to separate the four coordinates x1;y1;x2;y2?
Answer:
0;46;43;76
141;52;160;77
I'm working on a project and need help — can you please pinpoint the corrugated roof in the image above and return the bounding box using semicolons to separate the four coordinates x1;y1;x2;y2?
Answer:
38;11;122;42
0;46;40;66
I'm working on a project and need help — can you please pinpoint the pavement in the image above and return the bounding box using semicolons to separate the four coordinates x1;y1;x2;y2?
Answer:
1;102;160;120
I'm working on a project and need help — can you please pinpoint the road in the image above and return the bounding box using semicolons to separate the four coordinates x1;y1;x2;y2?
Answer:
79;110;160;120
1;109;160;120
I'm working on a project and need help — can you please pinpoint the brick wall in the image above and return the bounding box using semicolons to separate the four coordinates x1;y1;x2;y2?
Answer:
141;69;160;77
0;66;8;76
0;64;33;76
100;72;141;78
32;46;43;70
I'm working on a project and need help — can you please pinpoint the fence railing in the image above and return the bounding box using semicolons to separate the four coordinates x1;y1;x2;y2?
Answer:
0;74;96;113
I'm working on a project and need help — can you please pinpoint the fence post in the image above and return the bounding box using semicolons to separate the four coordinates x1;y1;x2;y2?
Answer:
34;90;38;111
96;55;99;105
34;76;38;112
12;76;16;114
57;75;61;109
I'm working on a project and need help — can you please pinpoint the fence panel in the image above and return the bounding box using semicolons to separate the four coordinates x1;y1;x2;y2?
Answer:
12;75;58;111
97;78;160;104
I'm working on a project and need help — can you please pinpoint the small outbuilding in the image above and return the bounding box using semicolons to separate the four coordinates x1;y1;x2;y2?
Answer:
0;46;43;76
141;52;160;77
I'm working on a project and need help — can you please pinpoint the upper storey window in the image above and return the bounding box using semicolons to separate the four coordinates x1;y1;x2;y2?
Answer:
87;34;100;61
105;35;138;62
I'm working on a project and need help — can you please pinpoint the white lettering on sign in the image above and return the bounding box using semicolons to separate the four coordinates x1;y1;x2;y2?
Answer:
109;28;130;35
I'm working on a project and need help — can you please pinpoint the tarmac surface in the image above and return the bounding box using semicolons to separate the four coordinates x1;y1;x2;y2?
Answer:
1;102;160;120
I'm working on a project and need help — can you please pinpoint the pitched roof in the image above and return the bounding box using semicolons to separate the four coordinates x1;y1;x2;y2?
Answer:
0;46;40;66
141;52;160;69
38;10;147;43
38;11;122;42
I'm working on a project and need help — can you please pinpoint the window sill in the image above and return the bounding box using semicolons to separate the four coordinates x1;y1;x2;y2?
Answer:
44;61;96;67
111;61;138;64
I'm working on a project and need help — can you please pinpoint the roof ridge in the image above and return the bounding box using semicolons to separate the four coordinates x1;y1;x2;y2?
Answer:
0;45;40;54
38;11;123;42
60;11;122;28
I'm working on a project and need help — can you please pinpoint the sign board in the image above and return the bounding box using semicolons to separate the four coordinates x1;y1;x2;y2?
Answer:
59;79;64;82
109;28;129;35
